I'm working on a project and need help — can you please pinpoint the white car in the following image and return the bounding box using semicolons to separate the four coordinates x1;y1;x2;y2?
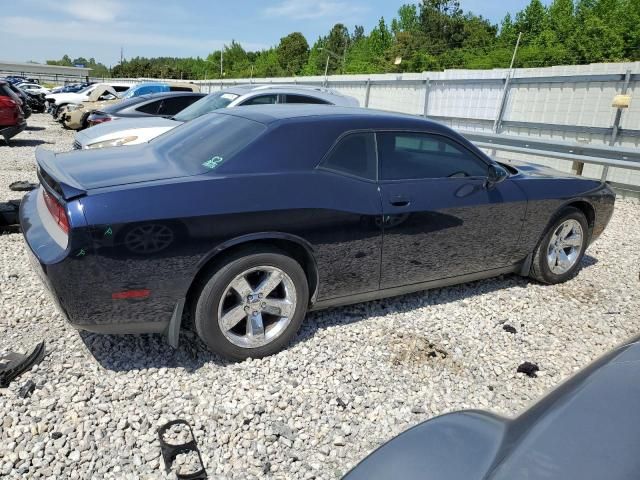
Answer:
74;84;359;149
16;83;50;95
46;82;132;116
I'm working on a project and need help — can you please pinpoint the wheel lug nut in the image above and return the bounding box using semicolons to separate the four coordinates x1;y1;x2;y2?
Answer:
258;293;263;299
252;311;258;316
261;302;266;308
244;306;250;312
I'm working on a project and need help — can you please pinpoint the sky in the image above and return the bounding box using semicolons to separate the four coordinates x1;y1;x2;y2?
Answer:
0;0;548;66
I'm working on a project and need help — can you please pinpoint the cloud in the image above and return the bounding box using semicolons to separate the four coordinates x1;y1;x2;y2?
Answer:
37;0;125;22
263;0;367;20
0;17;268;55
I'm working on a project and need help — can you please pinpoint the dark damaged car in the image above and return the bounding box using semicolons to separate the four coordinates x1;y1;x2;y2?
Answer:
20;105;615;360
343;335;640;480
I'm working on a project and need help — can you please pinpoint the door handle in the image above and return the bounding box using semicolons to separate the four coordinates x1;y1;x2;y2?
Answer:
389;195;411;207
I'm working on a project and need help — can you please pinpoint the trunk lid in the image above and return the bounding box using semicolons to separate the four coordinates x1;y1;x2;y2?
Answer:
35;145;191;195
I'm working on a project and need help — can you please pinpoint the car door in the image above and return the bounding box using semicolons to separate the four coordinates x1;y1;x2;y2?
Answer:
377;131;527;289
313;131;383;298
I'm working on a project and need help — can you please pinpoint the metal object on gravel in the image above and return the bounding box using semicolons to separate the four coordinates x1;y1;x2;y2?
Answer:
17;380;36;398
8;181;37;192
158;419;207;479
0;341;45;388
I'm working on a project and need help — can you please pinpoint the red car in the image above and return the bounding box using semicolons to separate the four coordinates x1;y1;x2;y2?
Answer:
0;80;26;143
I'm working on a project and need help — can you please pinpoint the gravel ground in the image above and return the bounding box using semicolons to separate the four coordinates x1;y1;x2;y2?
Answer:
1;114;639;479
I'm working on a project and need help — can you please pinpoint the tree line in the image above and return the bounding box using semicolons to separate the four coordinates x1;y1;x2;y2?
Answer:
46;0;639;80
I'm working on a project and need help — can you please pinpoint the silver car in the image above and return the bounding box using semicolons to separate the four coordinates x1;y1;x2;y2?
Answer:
74;84;359;150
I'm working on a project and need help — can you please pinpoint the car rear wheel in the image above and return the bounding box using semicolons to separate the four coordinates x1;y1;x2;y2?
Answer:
194;248;309;360
530;206;589;284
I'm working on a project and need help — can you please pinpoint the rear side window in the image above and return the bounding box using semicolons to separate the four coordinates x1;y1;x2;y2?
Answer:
157;96;201;116
155;113;266;174
319;132;376;180
113;86;130;93
377;132;487;180
170;86;195;92
240;94;277;106
284;94;329;105
135;99;162;115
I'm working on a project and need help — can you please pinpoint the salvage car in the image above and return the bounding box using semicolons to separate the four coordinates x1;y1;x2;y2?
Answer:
16;82;50;95
86;92;207;127
20;106;615;360
45;82;130;118
343;334;640;480
62;82;200;130
73;84;359;149
0;80;26;142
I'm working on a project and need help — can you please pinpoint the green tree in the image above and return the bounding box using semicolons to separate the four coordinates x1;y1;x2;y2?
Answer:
276;32;309;75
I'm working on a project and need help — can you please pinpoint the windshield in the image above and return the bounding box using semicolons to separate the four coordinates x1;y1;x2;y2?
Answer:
172;91;238;122
77;85;95;94
154;112;266;175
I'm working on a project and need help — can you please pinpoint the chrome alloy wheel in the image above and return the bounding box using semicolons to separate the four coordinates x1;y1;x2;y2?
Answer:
217;266;297;349
546;219;584;275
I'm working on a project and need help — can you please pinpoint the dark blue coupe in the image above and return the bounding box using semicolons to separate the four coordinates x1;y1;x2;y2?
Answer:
20;105;615;359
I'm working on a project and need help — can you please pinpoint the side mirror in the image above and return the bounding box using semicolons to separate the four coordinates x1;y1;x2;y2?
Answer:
486;164;508;188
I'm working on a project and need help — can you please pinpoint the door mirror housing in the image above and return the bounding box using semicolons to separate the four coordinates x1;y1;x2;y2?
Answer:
486;164;508;188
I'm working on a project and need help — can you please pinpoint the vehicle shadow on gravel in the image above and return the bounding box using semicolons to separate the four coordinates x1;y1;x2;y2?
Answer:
26;126;46;131
79;255;598;371
79;328;230;372
4;138;53;147
295;254;599;345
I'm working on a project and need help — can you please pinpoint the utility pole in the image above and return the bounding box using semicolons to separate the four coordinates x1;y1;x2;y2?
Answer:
120;47;123;65
220;50;223;78
324;55;330;86
493;32;521;133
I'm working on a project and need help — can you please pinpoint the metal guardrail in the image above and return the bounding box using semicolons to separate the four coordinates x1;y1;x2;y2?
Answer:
461;130;640;192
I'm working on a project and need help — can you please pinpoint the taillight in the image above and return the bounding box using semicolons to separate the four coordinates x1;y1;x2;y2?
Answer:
42;189;70;234
0;96;17;108
88;116;111;127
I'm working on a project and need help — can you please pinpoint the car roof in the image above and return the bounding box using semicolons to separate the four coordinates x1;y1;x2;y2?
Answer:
222;83;350;97
216;104;445;130
101;91;206;113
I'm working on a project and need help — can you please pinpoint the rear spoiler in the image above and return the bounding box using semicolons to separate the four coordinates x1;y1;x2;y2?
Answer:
35;146;86;200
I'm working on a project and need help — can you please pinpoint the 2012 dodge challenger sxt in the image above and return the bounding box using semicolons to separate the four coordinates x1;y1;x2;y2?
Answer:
20;105;615;360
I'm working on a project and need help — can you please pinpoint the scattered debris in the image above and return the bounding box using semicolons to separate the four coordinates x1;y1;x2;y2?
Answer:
503;324;517;334
411;405;426;414
9;181;38;192
158;419;207;479
517;362;540;378
0;341;45;388
18;380;36;398
0;200;20;232
604;311;621;315
51;432;63;440
336;397;348;409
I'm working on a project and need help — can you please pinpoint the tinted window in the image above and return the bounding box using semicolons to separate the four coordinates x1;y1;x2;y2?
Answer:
169;86;195;92
113;86;130;93
157;96;201;116
154;113;266;174
284;94;329;105
377;132;487;180
320;132;376;180
172;92;238;122
240;94;277;106
135;100;162;115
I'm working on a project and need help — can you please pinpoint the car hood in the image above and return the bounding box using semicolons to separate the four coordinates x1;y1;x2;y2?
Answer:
74;116;179;145
498;158;583;179
343;335;640;480
36;144;192;193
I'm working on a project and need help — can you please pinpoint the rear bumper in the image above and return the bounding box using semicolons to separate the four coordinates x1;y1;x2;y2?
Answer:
0;120;26;140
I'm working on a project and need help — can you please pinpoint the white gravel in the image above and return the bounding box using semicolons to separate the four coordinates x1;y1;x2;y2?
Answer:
1;114;639;479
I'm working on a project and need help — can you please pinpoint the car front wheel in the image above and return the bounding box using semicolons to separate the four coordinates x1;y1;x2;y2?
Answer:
530;206;589;284
194;247;309;360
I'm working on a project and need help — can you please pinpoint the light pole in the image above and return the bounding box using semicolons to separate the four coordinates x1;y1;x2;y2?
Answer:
319;47;344;86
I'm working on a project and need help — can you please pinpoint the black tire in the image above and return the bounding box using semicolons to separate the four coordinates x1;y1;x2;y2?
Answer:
530;206;589;284
194;247;309;360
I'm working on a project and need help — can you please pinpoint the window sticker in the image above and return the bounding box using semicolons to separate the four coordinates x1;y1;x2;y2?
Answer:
202;156;224;169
